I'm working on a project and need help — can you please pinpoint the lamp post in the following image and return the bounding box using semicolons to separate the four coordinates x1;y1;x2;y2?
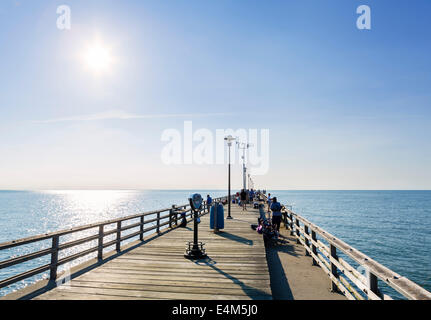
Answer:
224;135;236;219
237;141;253;191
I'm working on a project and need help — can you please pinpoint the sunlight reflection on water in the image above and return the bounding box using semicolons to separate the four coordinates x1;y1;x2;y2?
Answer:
0;190;226;297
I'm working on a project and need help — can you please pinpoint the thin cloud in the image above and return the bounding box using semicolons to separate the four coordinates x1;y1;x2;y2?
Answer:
32;110;233;124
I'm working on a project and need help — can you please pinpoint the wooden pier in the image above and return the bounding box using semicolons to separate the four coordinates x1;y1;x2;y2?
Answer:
33;207;271;300
1;193;431;300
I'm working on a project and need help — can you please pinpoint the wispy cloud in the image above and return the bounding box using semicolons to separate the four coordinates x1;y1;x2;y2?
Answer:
32;110;233;124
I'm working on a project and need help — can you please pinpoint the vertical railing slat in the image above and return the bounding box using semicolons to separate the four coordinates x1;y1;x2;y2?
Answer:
50;236;59;281
295;218;300;244
140;216;144;241
366;268;380;300
311;230;318;266
330;244;339;292
290;213;294;236
97;225;104;261
304;225;310;256
116;222;121;252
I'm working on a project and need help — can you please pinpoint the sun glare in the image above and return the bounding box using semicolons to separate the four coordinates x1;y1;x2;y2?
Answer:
83;42;114;73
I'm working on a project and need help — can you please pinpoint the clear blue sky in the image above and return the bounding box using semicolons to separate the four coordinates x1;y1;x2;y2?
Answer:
0;0;430;190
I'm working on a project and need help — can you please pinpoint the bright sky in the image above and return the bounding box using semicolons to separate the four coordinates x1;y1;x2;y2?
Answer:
0;0;430;190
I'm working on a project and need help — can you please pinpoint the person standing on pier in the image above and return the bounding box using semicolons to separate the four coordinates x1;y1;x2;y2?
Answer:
267;193;272;213
240;189;247;211
270;197;282;232
206;195;212;212
249;189;255;203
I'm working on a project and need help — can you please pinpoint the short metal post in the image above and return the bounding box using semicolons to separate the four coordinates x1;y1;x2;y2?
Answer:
140;216;144;241
116;221;121;252
330;244;339;292
50;235;59;281
304;225;310;256
311;231;318;266
98;225;104;261
157;212;161;234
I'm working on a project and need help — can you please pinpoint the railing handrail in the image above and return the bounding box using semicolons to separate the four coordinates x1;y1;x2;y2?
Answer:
0;195;230;294
285;208;431;300
0;207;174;250
260;192;431;300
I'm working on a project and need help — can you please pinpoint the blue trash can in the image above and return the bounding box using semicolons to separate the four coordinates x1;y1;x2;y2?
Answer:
210;203;225;230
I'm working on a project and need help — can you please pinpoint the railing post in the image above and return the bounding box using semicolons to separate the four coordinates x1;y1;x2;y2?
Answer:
366;268;380;299
116;221;121;252
98;225;104;261
157;212;161;234
295;218;300;244
311;230;318;266
50;235;59;281
169;207;174;228
140;215;144;241
330;244;339;292
304;225;310;256
290;213;294;236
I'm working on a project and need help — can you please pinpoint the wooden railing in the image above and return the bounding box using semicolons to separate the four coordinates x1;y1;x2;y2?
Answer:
0;196;228;293
260;193;431;300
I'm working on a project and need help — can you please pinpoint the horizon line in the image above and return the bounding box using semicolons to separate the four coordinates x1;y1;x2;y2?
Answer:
1;189;431;192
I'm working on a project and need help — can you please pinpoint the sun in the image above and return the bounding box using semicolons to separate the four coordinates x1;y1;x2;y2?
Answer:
82;42;114;73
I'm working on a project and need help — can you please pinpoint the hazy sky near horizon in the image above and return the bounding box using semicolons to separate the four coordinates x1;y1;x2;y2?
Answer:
1;0;430;190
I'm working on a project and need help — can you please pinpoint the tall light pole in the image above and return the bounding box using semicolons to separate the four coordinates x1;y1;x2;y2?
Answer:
237;141;253;191
224;135;236;219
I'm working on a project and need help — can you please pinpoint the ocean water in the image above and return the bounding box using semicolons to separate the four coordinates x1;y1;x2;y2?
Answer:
0;190;227;297
273;190;431;299
0;190;430;299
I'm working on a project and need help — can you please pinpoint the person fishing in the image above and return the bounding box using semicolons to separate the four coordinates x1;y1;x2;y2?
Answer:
267;193;272;213
270;197;282;232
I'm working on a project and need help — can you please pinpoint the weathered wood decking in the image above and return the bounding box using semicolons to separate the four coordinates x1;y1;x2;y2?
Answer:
2;195;431;300
32;205;272;300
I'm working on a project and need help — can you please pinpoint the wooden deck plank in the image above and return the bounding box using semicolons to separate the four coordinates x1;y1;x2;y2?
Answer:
33;204;272;300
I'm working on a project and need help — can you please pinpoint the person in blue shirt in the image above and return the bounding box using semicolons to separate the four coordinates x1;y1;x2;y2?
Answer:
249;189;255;202
270;197;282;232
206;195;212;212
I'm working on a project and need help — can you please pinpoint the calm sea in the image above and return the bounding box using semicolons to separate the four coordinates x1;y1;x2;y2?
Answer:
274;190;431;299
0;190;430;299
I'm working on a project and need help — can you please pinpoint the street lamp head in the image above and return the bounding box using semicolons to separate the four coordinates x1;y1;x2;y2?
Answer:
224;135;236;147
